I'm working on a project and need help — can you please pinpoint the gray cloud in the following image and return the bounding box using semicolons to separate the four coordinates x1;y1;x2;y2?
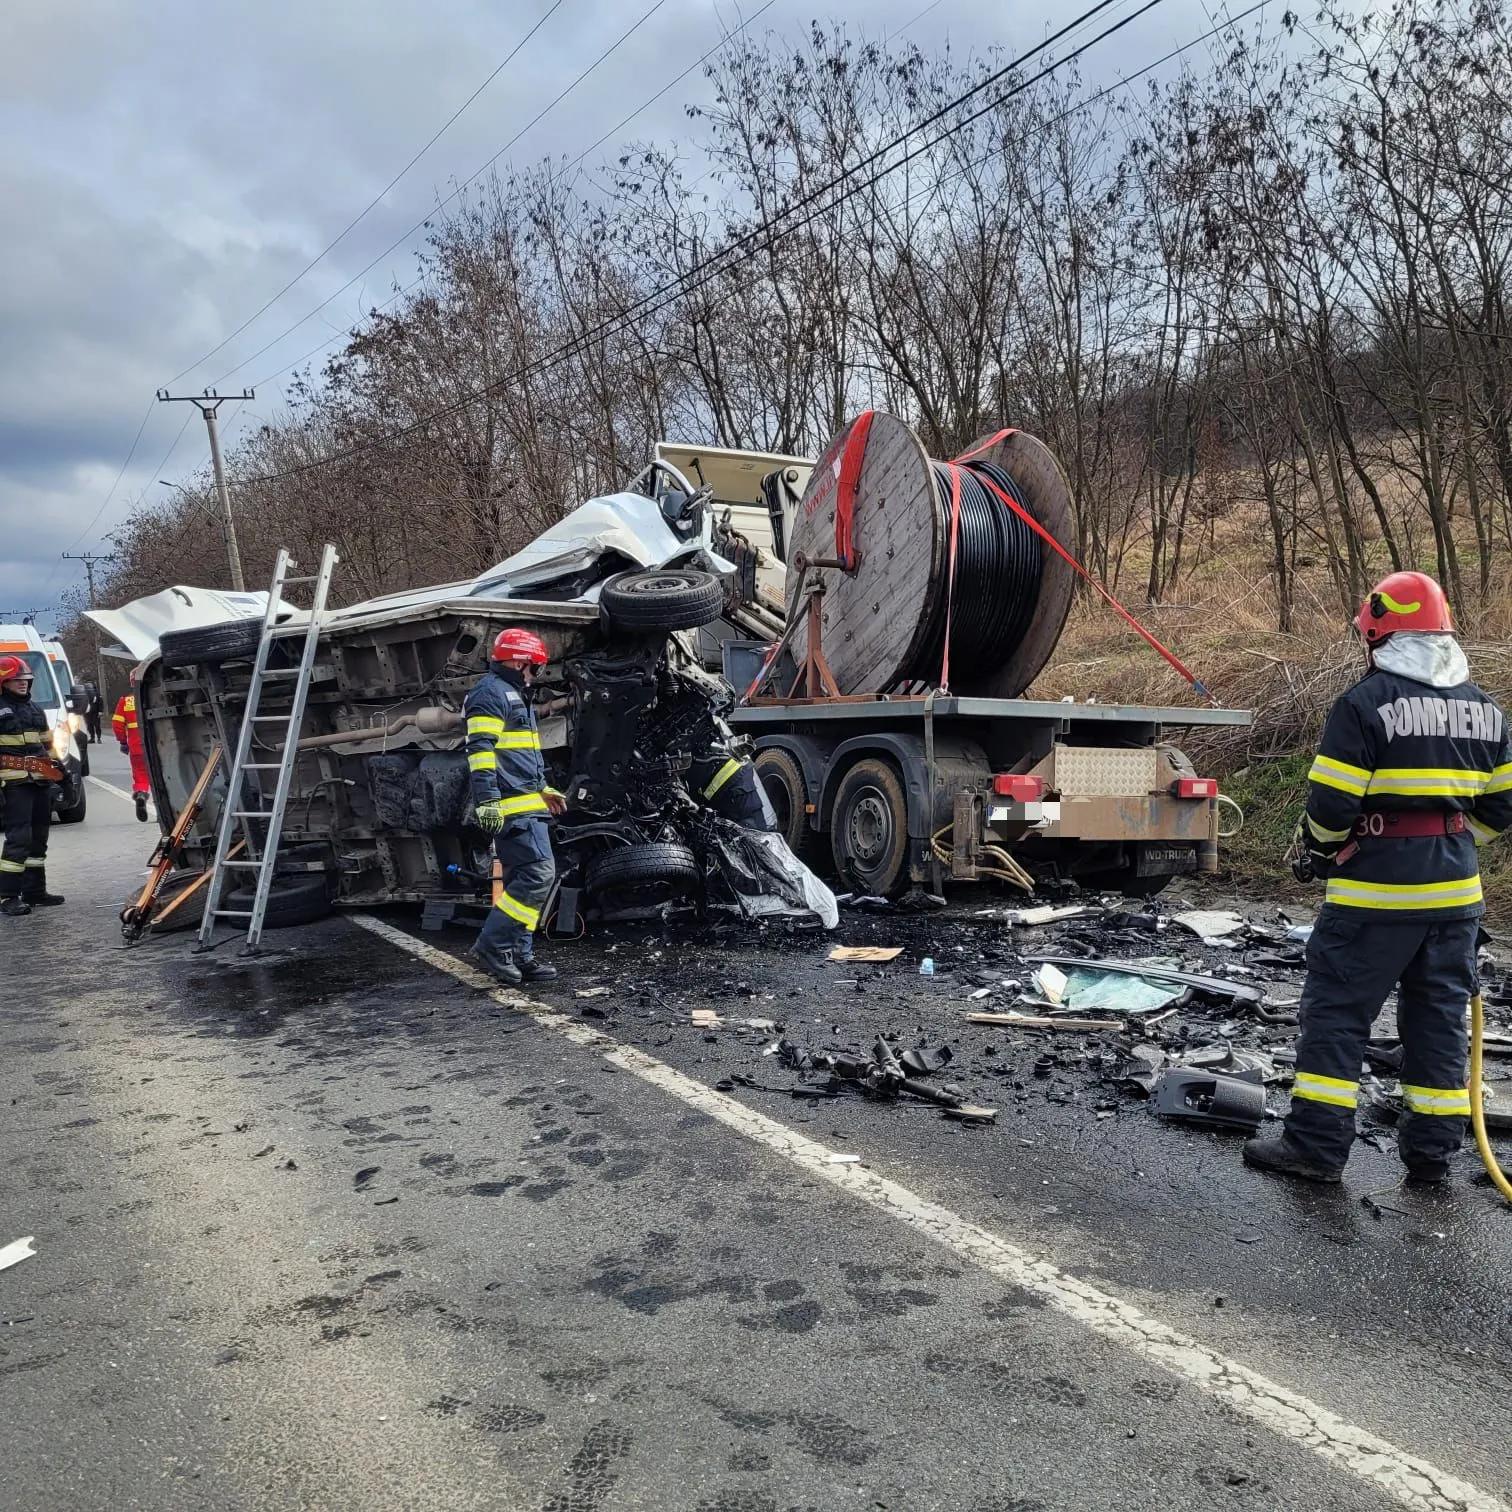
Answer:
2;0;1218;630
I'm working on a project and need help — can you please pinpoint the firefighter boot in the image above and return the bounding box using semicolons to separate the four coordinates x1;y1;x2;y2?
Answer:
0;896;33;917
518;956;558;983
134;792;149;822
469;908;523;986
23;869;63;906
1242;1134;1344;1184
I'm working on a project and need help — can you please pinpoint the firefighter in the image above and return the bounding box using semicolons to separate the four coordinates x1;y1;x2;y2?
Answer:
1245;571;1512;1185
0;654;64;915
465;628;566;985
688;728;777;831
111;682;151;821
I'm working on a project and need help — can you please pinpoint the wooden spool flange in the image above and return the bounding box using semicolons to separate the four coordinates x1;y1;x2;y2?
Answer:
786;414;1078;697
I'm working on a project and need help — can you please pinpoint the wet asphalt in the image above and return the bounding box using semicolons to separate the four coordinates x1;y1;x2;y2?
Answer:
2;745;1509;1511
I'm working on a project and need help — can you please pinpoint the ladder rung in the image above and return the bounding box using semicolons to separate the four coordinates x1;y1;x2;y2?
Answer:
221;860;263;868
284;575;318;585
211;909;255;918
232;809;273;818
242;762;283;770
251;714;290;721
261;669;301;679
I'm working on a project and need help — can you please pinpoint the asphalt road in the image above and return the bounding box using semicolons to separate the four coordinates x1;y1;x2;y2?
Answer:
2;743;1510;1512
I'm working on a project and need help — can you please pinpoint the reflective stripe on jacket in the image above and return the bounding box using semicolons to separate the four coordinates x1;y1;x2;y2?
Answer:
462;668;548;812
0;691;49;783
1305;665;1512;919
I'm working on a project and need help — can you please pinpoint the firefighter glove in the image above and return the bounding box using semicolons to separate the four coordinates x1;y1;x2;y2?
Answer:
475;799;508;832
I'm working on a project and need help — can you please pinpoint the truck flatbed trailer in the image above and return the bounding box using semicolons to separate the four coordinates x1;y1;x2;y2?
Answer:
731;692;1252;898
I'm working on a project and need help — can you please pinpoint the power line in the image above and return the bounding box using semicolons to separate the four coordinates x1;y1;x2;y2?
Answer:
242;0;1165;486
241;0;778;400
166;0;569;387
208;0;674;390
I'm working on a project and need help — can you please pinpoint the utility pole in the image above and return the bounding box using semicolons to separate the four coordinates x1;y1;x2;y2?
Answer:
61;551;118;705
156;387;254;592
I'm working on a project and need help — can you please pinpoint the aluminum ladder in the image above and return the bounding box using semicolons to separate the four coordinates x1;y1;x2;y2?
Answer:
198;544;338;951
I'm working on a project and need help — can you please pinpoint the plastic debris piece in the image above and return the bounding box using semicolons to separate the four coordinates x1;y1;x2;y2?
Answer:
690;1008;721;1026
1154;1068;1266;1131
1036;963;1068;1004
1171;910;1246;942
1116;1044;1167;1096
1178;1044;1284;1084
900;1045;953;1076
0;1237;36;1273
828;945;903;963
943;1103;997;1123
1006;904;1094;927
969;986;993;1000
919;957;935;977
1286;924;1314;943
1024;955;1265;1007
575;986;612;1000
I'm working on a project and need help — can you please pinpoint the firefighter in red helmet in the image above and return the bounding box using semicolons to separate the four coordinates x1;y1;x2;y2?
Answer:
0;653;65;915
1245;571;1512;1184
464;627;566;984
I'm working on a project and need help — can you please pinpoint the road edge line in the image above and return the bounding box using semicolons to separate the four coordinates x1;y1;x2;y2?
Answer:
351;911;1506;1512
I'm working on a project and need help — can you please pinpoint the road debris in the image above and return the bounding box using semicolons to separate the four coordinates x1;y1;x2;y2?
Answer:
967;1011;1123;1031
828;945;903;963
0;1237;37;1273
1154;1068;1267;1131
1171;909;1246;944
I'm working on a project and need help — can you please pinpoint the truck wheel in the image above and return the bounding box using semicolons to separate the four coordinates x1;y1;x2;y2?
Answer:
754;748;823;866
600;570;724;631
159;618;265;670
830;758;910;897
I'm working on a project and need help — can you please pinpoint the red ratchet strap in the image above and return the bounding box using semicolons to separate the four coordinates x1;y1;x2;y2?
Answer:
952;429;1215;704
833;410;875;569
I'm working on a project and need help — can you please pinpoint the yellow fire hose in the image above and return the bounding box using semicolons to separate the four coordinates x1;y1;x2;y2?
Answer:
1470;993;1512;1203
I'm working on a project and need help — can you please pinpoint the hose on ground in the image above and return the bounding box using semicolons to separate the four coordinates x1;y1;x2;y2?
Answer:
1216;794;1244;839
1470;992;1512;1204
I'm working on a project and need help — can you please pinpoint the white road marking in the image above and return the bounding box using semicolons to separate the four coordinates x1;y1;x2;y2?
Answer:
353;912;1506;1512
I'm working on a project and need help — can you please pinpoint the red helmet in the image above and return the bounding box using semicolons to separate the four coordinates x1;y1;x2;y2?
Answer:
1355;570;1453;644
490;627;549;665
0;654;30;685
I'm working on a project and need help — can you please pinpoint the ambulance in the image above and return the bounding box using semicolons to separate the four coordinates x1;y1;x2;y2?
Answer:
0;623;88;824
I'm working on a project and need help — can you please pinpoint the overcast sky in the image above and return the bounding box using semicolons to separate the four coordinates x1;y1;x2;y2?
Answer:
2;0;1232;634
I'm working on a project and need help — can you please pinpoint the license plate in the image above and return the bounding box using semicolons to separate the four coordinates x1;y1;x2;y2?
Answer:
1137;844;1197;877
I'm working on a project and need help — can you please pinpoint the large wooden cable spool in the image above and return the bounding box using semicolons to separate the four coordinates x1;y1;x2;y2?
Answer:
785;413;1077;697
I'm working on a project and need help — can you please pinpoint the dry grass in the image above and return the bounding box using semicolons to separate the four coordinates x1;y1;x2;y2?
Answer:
1025;498;1512;918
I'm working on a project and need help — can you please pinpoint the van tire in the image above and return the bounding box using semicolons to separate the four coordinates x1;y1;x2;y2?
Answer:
159;618;266;670
222;871;334;930
600;570;724;632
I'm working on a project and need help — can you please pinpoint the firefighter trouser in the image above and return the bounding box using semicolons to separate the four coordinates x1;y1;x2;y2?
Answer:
475;817;555;959
0;783;51;899
126;743;149;796
1285;910;1477;1171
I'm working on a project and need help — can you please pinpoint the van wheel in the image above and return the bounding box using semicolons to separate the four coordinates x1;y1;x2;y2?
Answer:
830;758;910;898
600;570;725;631
222;872;334;929
754;748;822;866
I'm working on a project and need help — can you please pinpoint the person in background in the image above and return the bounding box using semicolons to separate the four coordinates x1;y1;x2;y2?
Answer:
111;679;151;821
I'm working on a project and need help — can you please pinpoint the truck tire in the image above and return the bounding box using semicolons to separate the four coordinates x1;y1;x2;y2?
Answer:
830;757;911;898
754;748;823;866
585;841;701;893
159;618;265;670
600;570;724;632
222;871;334;930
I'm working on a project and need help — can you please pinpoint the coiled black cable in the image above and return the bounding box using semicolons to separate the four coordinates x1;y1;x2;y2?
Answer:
910;459;1043;685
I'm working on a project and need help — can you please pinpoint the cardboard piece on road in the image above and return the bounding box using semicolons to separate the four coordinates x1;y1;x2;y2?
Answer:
691;1009;722;1027
967;1011;1123;1031
1006;904;1094;927
0;1236;37;1273
575;986;612;1000
828;945;903;963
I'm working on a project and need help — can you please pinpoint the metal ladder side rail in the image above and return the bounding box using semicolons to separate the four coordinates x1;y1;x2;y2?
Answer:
198;549;295;948
241;544;338;948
